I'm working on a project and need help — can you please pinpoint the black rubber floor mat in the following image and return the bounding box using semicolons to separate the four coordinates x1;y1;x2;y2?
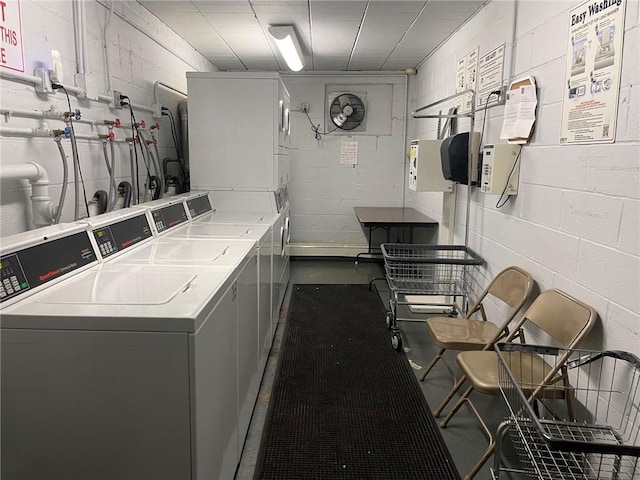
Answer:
255;284;460;480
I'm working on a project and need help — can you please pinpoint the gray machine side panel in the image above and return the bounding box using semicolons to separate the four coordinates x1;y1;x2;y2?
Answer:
1;329;191;480
191;282;239;480
258;232;273;373
237;251;259;452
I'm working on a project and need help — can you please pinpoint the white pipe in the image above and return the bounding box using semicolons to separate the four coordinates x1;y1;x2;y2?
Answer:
0;69;40;85
103;1;114;93
80;0;88;77
130;102;155;114
74;0;85;75
153;81;187;105
1;107;102;126
0;163;56;229
0;127;40;136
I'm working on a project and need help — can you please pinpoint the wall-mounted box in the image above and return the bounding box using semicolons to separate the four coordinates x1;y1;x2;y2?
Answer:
481;144;522;195
408;139;453;193
440;132;481;185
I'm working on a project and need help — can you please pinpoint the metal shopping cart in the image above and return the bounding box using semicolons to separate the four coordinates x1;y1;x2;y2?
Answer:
380;243;483;351
494;343;640;480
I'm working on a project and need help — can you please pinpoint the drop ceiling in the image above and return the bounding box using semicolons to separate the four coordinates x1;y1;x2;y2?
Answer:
138;0;487;72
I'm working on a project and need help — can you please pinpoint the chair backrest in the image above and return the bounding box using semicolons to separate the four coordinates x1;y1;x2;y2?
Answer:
508;289;597;349
465;266;535;327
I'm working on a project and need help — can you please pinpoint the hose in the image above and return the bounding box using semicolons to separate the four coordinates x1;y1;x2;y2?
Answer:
53;135;69;224
117;181;132;208
128;139;138;204
109;138;117;210
101;138;117;211
150;129;165;196
65;119;81;219
140;130;164;198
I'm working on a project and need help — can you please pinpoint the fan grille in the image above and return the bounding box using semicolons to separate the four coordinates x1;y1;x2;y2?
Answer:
330;93;365;130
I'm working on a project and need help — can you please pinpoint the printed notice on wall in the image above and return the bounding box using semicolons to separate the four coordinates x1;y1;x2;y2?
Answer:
340;139;358;166
560;0;626;144
455;47;479;114
477;44;505;109
0;0;25;72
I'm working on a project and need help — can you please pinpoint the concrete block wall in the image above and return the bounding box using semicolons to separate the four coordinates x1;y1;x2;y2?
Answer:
0;0;214;236
408;0;639;354
282;74;407;253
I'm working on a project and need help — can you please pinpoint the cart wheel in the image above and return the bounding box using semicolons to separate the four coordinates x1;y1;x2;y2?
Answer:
391;333;402;351
385;312;393;330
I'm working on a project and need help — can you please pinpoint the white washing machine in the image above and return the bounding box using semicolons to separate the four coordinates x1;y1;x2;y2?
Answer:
1;210;253;480
160;202;271;450
93;203;259;468
203;190;287;341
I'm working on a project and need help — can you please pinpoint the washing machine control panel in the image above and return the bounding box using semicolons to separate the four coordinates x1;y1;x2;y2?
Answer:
93;213;153;259
0;232;96;304
187;195;212;219
151;203;188;234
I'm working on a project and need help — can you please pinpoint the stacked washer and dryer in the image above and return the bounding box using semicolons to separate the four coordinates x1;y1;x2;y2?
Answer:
0;194;271;480
186;71;292;329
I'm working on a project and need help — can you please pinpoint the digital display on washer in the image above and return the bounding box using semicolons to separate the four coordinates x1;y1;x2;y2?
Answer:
0;232;96;303
187;195;212;218
151;203;188;233
93;214;153;258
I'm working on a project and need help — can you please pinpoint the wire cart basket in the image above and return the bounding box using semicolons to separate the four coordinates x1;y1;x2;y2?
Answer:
380;243;483;351
493;343;640;480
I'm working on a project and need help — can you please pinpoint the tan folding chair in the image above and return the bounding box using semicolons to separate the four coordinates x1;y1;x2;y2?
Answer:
419;266;535;395
438;289;597;480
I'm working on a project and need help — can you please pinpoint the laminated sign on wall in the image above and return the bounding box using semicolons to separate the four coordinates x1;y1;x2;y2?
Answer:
560;0;626;144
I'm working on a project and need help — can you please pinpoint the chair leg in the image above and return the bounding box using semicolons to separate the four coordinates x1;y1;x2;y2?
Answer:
440;390;499;480
460;397;496;479
433;375;468;417
439;385;474;428
419;347;446;381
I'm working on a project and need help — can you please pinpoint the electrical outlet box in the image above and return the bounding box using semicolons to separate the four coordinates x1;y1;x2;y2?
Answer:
112;90;124;109
481;144;522;195
34;68;53;94
408;139;453;192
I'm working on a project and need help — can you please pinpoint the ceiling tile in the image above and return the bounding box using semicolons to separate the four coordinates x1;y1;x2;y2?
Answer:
192;1;253;14
140;1;199;14
160;12;213;32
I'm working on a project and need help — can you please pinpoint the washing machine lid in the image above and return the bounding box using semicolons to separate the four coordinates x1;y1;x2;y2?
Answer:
37;270;194;305
195;211;270;224
164;222;270;242
111;238;255;268
2;264;236;332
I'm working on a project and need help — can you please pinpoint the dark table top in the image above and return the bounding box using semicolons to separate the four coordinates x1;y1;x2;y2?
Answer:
354;207;438;227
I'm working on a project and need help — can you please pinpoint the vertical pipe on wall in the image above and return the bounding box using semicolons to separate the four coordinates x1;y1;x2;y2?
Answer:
73;0;84;75
401;74;408;209
103;1;114;93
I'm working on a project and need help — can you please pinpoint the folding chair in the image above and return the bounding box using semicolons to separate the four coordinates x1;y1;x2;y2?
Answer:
419;266;535;395
438;289;597;480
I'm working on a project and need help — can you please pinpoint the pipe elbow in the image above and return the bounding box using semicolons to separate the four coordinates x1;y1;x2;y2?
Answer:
25;161;50;186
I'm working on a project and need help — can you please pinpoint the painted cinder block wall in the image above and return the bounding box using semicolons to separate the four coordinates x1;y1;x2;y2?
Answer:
407;0;639;354
283;74;409;253
0;0;214;236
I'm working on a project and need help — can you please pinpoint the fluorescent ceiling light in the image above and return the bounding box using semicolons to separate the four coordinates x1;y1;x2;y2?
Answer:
268;26;304;72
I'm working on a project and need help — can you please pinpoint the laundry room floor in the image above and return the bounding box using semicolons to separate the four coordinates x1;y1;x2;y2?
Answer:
236;258;526;480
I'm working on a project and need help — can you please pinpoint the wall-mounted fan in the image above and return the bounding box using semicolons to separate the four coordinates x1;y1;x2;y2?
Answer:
330;93;366;130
